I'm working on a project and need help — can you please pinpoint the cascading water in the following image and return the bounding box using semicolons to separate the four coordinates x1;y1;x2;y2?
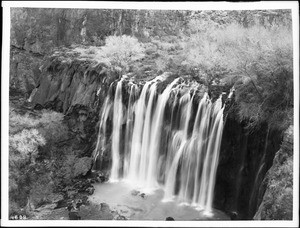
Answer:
110;79;124;181
93;75;226;214
93;87;112;170
123;83;138;177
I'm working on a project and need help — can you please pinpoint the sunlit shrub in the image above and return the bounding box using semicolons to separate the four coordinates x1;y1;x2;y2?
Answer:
96;35;145;74
9;110;68;142
38;110;69;142
10;128;46;165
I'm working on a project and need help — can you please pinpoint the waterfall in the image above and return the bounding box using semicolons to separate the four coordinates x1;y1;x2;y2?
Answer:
94;76;225;214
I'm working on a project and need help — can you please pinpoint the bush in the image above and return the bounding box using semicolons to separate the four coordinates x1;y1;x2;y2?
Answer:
37;110;69;142
96;35;145;75
9;110;68;142
10;128;46;166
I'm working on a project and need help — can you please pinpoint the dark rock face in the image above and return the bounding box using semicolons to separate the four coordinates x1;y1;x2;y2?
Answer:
30;56;108;114
214;116;283;219
253;125;293;220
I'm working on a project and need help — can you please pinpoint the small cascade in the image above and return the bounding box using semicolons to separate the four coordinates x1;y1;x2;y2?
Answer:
92;86;113;170
94;75;226;214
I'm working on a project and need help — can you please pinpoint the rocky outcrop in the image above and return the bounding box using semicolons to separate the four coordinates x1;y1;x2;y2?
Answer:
30;53;110;113
253;125;293;220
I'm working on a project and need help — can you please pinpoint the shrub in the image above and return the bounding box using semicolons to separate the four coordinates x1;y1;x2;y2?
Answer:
37;110;69;142
96;35;145;75
9;128;46;166
9;110;68;142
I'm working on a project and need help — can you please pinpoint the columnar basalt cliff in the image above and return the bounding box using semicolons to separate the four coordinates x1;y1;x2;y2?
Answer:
27;52;289;219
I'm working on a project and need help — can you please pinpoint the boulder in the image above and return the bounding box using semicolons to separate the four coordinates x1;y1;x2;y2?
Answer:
85;186;95;195
73;157;93;177
166;217;175;221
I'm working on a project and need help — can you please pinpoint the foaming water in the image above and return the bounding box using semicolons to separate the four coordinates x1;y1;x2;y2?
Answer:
89;181;229;220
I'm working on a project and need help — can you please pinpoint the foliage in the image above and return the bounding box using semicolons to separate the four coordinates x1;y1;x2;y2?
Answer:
9;110;68;142
9;128;45;166
96;35;145;75
178;17;293;131
220;24;293;130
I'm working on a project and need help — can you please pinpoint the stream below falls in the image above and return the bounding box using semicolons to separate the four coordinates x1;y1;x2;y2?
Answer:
89;181;229;220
